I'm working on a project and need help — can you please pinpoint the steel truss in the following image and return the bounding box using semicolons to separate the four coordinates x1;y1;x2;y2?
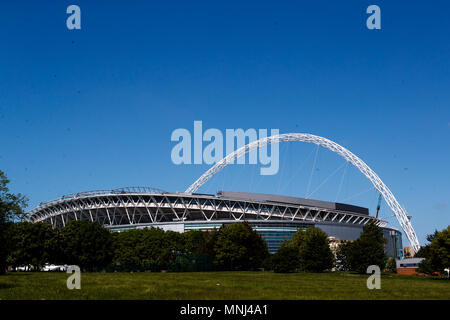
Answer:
185;133;420;253
28;192;384;230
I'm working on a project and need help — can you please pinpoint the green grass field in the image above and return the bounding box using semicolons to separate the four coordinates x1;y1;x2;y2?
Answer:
0;271;449;300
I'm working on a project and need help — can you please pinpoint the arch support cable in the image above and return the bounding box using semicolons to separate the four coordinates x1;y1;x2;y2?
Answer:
185;133;420;253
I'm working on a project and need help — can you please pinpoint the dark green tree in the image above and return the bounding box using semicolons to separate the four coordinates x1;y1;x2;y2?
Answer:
415;230;438;259
183;230;208;257
160;230;184;269
418;226;449;276
113;229;150;269
271;241;300;273
181;229;218;272
61;220;114;271
7;222;62;270
347;222;387;274
203;229;219;257
289;227;334;272
113;227;185;271
417;257;435;275
335;240;353;271
139;227;166;267
414;246;429;259
214;222;269;270
0;170;28;274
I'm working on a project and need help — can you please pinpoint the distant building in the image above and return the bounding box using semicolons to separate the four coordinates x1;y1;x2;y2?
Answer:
396;258;424;275
403;246;415;258
328;237;346;271
328;236;345;253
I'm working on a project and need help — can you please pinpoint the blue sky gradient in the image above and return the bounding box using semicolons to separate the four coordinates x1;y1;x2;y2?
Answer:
0;1;449;246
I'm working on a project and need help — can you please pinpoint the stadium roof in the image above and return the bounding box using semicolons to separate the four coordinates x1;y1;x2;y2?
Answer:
216;191;369;215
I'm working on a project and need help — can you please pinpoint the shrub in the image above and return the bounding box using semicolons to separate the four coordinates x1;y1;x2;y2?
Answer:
61;220;114;271
346;222;386;274
214;222;269;270
384;257;397;273
272;244;300;273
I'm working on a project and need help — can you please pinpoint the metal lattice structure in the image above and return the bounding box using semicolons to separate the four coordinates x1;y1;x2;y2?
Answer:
37;186;167;207
28;191;386;229
185;133;420;253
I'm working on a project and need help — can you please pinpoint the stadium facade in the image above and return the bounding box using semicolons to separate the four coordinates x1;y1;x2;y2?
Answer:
28;187;403;258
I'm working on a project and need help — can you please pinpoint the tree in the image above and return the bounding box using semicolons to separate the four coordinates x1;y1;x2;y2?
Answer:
61;220;114;271
180;229;218;272
414;246;429;259
0;170;28;222
160;230;184;269
271;241;300;273
183;230;209;257
0;170;28;274
113;229;150;269
415;230;438;259
139;227;167;267
288;227;334;272
384;257;397;273
335;240;353;271
113;227;187;271
417;257;435;275
7;222;62;270
214;222;269;271
203;229;219;257
346;222;386;274
418;226;449;276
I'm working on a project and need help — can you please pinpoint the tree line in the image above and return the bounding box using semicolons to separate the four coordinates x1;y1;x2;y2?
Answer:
1;217;393;274
1;170;448;276
1;220;269;272
415;227;450;276
270;222;390;274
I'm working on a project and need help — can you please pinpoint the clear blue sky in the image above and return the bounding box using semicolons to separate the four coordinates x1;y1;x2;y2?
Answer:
0;1;449;246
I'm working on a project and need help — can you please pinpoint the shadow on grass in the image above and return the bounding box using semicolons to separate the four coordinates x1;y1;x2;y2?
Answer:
5;272;34;277
428;277;450;281
0;283;14;289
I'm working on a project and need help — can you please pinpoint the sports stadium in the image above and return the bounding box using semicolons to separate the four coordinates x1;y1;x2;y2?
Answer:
27;133;420;258
27;187;403;257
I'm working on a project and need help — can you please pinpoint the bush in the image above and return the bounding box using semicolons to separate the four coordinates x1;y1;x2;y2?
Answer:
214;222;269;271
288;227;334;272
262;255;273;271
61;220;114;271
418;226;449;276
112;228;217;272
301;227;334;272
113;227;168;271
384;257;397;273
7;222;62;270
272;243;300;273
0;221;8;274
0;170;28;274
346;222;387;274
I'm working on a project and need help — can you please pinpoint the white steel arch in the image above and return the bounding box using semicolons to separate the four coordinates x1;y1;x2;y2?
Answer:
185;133;420;253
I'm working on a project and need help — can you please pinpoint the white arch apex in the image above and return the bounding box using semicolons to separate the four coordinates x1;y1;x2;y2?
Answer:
185;133;420;253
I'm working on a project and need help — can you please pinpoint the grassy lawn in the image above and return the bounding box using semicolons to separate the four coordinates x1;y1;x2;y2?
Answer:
0;271;449;300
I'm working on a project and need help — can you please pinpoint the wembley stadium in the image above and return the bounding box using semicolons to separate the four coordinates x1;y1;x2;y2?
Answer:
27;133;421;258
27;187;403;257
